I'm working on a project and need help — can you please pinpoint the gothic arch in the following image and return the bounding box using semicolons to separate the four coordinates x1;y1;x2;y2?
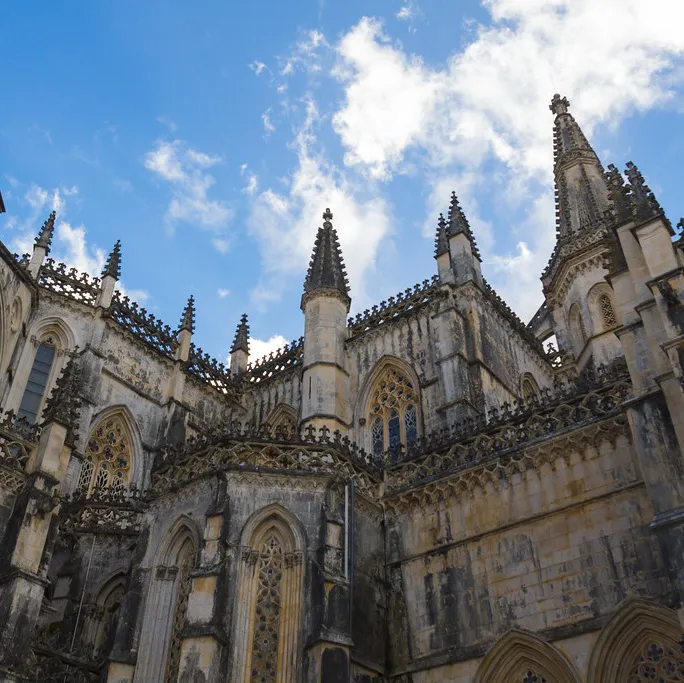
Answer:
76;406;143;495
266;403;298;436
9;316;76;421
135;516;200;683
587;598;684;683
83;571;127;659
520;373;540;401
587;282;619;334
474;629;581;683
232;504;306;683
355;355;422;457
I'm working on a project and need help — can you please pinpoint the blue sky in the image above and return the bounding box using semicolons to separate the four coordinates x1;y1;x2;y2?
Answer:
2;0;683;363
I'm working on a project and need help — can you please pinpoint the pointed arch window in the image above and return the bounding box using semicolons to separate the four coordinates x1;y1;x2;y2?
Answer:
521;375;540;401
84;577;126;661
368;365;419;458
164;537;196;683
77;413;132;496
234;510;304;683
598;293;617;330
17;340;57;423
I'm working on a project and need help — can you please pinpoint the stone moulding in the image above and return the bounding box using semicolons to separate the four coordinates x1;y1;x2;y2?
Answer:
0;410;39;492
61;486;144;536
151;426;382;497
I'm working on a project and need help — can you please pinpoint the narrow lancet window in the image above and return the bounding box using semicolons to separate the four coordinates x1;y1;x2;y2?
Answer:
17;342;56;423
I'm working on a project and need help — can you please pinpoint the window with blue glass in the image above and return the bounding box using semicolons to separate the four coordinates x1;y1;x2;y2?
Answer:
368;365;419;459
17;342;56;423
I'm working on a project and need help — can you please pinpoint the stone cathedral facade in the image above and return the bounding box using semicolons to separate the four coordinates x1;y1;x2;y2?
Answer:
0;94;683;683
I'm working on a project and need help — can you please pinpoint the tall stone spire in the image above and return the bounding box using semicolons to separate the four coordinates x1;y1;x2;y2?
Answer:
302;209;351;309
447;192;480;260
230;314;249;354
35;211;56;253
179;295;196;334
550;94;609;238
434;213;448;257
101;240;122;280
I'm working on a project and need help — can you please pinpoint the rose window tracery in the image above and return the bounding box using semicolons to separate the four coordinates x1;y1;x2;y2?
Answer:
77;414;131;496
368;366;419;458
628;641;684;682
249;533;283;683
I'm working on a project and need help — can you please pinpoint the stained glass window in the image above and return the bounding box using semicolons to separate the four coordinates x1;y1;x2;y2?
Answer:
629;641;684;682
250;534;283;683
599;293;617;329
368;365;419;457
17;342;56;423
164;540;195;683
77;414;132;496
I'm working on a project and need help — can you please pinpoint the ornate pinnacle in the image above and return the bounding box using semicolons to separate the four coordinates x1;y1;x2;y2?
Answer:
302;208;351;306
41;350;83;438
231;313;249;353
102;240;122;279
678;218;684;237
434;213;449;257
447;192;480;260
35;211;56;253
625;161;663;222
605;164;632;225
549;93;570;116
179;295;196;333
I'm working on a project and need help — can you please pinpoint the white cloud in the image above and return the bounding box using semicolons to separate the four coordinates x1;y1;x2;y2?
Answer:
262;109;276;136
281;29;329;76
247;97;391;309
217;288;230;298
329;2;684;317
249;335;289;363
144;140;234;243
156;116;178;132
250;60;268;76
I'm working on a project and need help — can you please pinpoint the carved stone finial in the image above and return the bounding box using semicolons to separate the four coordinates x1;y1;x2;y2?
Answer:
550;93;570;116
41;350;83;439
231;313;249;353
625;161;663;222
35;211;56;253
434;213;449;257
447;191;481;259
677;218;684;236
302;207;351;307
605;164;632;225
179;295;196;334
101;240;122;279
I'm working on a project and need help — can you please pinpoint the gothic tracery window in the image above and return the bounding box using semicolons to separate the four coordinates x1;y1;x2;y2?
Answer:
629;641;684;682
599;293;617;329
77;413;132;496
249;533;283;683
164;538;195;683
368;365;419;458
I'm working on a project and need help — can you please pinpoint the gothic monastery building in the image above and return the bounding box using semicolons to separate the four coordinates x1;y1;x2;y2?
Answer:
0;95;683;682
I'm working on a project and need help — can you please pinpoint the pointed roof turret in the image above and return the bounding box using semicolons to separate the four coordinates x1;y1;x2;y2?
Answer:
35;211;56;253
550;94;600;171
230;313;249;354
624;161;665;223
179;295;196;334
302;209;351;308
434;213;448;257
605;164;633;225
447;192;481;260
101;240;122;279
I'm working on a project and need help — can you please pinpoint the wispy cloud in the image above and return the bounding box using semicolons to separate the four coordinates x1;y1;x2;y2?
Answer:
144;140;234;247
217;288;230;298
